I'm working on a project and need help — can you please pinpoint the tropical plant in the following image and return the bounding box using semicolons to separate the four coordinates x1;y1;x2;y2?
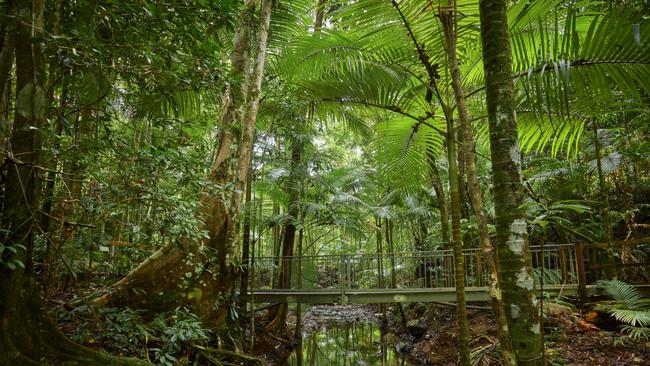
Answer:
596;280;650;341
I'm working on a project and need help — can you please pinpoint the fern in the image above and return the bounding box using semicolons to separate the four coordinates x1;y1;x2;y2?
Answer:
620;325;650;341
596;280;650;342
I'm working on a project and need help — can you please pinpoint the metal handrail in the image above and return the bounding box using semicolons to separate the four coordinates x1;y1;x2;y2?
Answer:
253;243;577;261
250;243;587;292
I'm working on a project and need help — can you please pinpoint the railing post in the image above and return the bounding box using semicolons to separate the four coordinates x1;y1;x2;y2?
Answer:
340;254;348;304
560;246;568;283
575;242;587;301
347;257;352;289
475;251;483;286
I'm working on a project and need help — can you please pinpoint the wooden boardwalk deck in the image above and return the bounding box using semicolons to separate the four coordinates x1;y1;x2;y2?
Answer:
248;284;595;304
245;242;649;304
248;284;650;304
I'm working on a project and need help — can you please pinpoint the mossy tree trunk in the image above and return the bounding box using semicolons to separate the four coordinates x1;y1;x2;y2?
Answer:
478;0;544;364
267;143;302;329
446;117;470;366
428;156;451;247
0;1;147;364
0;1;15;154
96;0;274;328
439;5;516;365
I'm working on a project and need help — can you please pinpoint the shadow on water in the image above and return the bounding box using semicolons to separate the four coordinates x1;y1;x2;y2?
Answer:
286;322;416;366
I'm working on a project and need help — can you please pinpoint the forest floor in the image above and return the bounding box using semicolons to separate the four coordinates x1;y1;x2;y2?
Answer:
268;301;650;365
46;278;649;365
258;301;649;365
388;301;649;365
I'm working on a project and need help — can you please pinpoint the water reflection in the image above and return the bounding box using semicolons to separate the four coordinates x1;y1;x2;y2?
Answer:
287;322;415;366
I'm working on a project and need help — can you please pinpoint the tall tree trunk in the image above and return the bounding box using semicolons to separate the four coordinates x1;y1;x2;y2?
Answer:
478;0;544;364
0;11;15;155
96;0;274;327
592;120;616;277
0;1;145;364
439;5;516;364
294;214;305;361
428;156;450;247
268;0;325;329
446;117;470;366
385;218;397;288
279;147;302;287
0;32;14;108
267;144;301;329
238;165;253;320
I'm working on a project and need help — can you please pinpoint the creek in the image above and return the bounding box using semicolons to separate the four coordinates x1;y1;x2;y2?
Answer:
284;307;418;366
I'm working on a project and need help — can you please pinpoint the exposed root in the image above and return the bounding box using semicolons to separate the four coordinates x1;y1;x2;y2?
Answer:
1;280;148;366
263;303;288;332
188;343;262;366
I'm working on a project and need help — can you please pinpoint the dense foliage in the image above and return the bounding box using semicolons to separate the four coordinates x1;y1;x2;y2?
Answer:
1;0;648;365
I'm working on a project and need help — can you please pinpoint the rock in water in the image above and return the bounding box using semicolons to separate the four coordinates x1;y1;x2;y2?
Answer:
407;319;427;338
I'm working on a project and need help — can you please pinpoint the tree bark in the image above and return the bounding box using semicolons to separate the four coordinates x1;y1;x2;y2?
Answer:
238;165;253;319
0;33;14;107
592;120;616;277
96;0;274;327
428;156;451;247
267;144;301;328
0;5;15;155
0;1;146;364
440;5;516;365
478;0;544;364
446;117;470;366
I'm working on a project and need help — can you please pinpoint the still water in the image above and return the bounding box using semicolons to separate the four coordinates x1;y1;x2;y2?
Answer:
286;322;416;366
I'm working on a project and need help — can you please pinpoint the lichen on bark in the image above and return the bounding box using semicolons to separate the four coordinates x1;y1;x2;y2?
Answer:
478;0;545;364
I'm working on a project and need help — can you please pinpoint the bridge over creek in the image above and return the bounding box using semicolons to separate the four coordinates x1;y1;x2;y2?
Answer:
245;242;638;304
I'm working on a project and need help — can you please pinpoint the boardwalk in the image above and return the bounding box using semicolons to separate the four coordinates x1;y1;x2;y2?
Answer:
246;243;618;304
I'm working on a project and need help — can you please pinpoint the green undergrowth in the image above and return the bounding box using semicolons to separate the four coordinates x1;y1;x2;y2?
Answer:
50;305;210;365
596;280;650;343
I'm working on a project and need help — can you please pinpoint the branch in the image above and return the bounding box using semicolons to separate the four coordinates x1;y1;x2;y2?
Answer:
390;0;448;119
319;98;446;136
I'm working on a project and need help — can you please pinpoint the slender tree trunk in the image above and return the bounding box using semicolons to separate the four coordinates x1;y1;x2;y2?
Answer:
592;120;616;277
268;144;301;327
40;0;66;247
428;157;451;247
478;0;544;364
294;215;305;363
375;216;385;288
0;13;15;154
446;117;470;366
385;218;397;288
414;220;429;285
0;33;13;107
439;5;517;365
238;165;253;321
375;216;388;325
268;0;324;329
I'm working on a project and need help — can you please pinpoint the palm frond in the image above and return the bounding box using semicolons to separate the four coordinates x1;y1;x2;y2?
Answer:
597;279;645;310
620;325;650;341
609;309;650;327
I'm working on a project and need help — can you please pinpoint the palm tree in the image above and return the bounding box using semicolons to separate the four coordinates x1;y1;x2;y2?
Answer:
273;0;647;363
